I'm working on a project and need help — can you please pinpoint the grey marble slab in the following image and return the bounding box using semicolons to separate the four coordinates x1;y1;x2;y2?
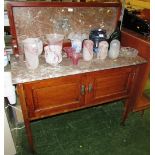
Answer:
10;54;147;84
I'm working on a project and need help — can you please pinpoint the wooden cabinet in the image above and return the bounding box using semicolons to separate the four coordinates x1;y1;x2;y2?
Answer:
21;66;136;121
17;65;141;152
7;2;148;153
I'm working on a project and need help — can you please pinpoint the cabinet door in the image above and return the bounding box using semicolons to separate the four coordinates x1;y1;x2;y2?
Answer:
24;74;85;119
85;67;135;105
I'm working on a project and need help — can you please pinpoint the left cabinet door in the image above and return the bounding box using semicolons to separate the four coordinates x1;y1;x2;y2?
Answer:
23;74;85;120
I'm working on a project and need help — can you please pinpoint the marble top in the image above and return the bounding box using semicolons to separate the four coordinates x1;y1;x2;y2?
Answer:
10;54;147;84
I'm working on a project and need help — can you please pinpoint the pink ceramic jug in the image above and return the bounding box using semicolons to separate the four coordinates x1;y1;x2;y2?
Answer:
97;41;109;60
83;40;94;61
44;45;62;66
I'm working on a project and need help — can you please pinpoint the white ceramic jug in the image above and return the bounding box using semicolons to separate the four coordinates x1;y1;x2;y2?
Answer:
108;39;120;59
22;38;43;69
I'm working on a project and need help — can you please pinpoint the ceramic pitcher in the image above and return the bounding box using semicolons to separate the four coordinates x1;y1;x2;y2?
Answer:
97;41;109;60
44;45;62;66
83;40;94;61
108;39;120;59
22;38;43;69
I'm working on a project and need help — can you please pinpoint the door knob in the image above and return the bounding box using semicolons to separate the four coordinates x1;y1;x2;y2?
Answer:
88;84;93;93
81;85;85;95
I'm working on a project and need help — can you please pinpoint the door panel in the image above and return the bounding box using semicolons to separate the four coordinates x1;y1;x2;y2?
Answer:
86;67;135;104
24;74;84;119
94;74;129;98
33;83;80;110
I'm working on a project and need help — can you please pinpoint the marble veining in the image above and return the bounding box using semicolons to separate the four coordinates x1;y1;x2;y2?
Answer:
13;7;118;53
10;54;146;84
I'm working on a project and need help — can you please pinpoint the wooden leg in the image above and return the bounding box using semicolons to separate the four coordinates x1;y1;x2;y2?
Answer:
121;108;129;126
24;119;35;153
121;100;130;126
121;67;142;125
17;84;35;153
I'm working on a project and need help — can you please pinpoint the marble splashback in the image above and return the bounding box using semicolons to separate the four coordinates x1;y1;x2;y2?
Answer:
13;6;118;53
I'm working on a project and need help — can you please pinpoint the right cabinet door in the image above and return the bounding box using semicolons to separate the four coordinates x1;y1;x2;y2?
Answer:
86;66;136;105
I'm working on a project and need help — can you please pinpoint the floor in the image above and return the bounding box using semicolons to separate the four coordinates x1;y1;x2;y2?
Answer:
15;101;150;155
